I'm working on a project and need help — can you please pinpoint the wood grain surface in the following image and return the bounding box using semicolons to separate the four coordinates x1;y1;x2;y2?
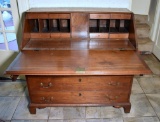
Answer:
5;50;151;75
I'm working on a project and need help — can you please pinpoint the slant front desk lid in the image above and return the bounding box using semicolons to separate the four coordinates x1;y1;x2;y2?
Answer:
5;50;151;75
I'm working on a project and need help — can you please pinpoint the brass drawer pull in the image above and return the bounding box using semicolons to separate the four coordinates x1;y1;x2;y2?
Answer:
108;82;120;86
41;97;53;103
40;82;52;88
105;95;119;101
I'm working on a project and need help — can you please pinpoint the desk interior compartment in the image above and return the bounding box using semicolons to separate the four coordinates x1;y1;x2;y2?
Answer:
50;19;60;32
89;19;99;33
109;19;120;33
89;19;110;33
119;20;130;33
60;19;70;32
29;19;39;33
50;19;70;32
89;19;109;38
39;19;50;32
99;19;110;32
109;19;130;39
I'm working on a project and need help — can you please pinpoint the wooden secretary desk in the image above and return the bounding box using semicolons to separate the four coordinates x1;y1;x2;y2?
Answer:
5;8;151;114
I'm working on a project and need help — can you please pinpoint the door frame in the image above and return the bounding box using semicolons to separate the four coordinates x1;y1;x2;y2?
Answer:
153;0;160;60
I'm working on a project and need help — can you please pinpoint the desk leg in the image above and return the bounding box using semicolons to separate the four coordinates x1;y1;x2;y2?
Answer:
123;104;131;113
29;104;36;114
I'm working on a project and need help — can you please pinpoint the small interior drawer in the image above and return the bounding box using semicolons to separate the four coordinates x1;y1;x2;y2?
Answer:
90;14;110;19
51;33;70;38
49;14;70;19
109;33;129;39
90;33;109;38
30;33;50;38
111;14;131;19
27;13;48;19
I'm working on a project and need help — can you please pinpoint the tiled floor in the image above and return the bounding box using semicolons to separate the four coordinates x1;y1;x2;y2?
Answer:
0;54;160;122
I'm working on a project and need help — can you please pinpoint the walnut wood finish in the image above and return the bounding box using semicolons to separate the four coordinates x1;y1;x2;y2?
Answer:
49;14;70;19
27;76;132;92
30;91;129;104
109;34;129;39
26;13;49;19
90;14;110;19
23;39;135;50
5;8;152;114
5;50;151;75
111;14;131;19
30;33;50;38
90;33;109;38
71;13;89;38
51;33;70;38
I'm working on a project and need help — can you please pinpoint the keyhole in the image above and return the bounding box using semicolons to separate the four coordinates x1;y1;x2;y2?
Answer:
79;93;82;96
79;79;81;82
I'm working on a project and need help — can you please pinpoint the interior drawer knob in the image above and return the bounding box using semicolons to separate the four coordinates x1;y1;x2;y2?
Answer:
79;79;82;82
40;82;52;88
108;82;120;86
79;93;82;96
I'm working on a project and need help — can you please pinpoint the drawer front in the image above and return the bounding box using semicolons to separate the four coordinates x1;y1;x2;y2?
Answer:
30;91;129;104
90;14;110;19
30;33;50;38
51;33;70;38
27;13;48;19
111;14;131;19
109;34;129;39
27;76;132;92
49;14;70;19
90;33;109;38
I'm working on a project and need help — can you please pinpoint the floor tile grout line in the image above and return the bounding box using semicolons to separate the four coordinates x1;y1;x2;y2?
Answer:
135;76;147;94
11;119;48;121
123;116;160;121
145;94;160;121
136;76;160;119
85;106;86;120
144;93;160;119
47;107;51;121
11;95;23;121
136;74;160;120
122;117;125;122
11;98;24;121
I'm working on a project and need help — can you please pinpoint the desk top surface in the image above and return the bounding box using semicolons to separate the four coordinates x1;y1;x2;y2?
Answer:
6;50;151;75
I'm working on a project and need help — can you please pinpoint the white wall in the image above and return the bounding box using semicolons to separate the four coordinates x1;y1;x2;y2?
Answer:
29;0;130;8
29;0;151;15
131;0;151;15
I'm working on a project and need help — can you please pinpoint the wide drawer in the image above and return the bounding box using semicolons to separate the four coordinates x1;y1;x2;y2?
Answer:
27;76;132;92
30;91;129;104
